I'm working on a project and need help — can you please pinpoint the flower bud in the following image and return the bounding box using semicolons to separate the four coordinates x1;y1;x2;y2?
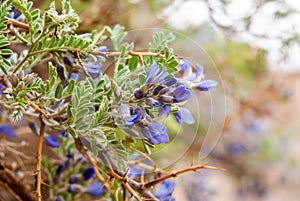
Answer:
69;174;81;184
68;184;82;194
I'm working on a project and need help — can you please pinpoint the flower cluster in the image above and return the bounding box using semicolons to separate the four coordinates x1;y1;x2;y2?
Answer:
118;61;217;144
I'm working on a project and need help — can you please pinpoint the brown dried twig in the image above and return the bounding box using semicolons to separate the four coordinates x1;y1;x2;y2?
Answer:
75;50;92;78
35;116;46;201
144;165;225;188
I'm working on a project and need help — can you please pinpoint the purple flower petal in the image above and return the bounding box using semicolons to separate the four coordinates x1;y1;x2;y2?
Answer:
83;166;95;180
164;77;177;86
155;180;176;201
68;184;82;194
156;105;170;120
69;73;78;81
55;196;65;201
191;64;204;82
45;135;60;148
145;98;161;107
178;60;193;80
192;80;218;91
175;108;195;125
0;124;16;138
173;85;191;102
86;182;105;197
124;114;140;128
69;174;81;184
142;122;169;144
145;64;168;86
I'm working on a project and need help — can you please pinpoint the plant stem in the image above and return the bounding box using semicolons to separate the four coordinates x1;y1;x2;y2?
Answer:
36;116;46;201
144;165;225;188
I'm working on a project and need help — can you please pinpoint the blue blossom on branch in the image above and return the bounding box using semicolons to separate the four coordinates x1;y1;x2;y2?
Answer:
83;166;95;180
85;182;105;197
155;180;176;201
0;124;16;138
177;60;218;91
44;135;60;148
174;108;195;125
120;105;168;144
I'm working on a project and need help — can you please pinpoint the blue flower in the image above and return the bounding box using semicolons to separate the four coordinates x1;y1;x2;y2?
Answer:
144;64;168;86
83;166;95;180
6;4;21;20
134;64;168;99
85;62;102;79
178;60;193;80
69;174;81;184
155;180;176;201
0;84;3;94
55;196;65;201
226;142;245;155
69;73;78;81
191;79;218;91
124;114;140;128
0;124;16;138
85;182;105;197
60;131;69;138
44;135;60;148
177;60;217;91
146;98;162;107
172;85;191;102
56;164;64;175
95;46;109;52
68;184;82;194
28;121;39;136
156;105;170;120
174;108;195;125
128;154;152;178
178;60;203;82
66;151;72;158
141;122;169;144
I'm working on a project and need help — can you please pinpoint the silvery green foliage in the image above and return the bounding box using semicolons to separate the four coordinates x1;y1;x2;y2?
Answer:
0;1;217;200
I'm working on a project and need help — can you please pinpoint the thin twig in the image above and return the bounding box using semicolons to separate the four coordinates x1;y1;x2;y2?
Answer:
74;138;114;195
75;50;92;78
36;116;46;201
106;167;143;201
144;165;225;188
91;50;185;60
115;186;122;201
6;19;30;29
92;26;107;46
24;96;48;118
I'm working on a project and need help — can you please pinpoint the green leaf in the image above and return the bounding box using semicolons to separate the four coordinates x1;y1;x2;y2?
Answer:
0;41;10;48
26;1;33;11
67;79;75;93
117;68;129;78
24;11;32;23
0;49;13;55
67;35;75;46
55;84;63;98
74;38;83;48
68;127;77;138
48;36;57;48
0;62;8;75
2;57;11;67
129;56;138;71
138;74;146;85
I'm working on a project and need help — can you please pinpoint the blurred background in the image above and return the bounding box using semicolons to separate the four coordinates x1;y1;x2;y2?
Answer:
5;0;300;200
